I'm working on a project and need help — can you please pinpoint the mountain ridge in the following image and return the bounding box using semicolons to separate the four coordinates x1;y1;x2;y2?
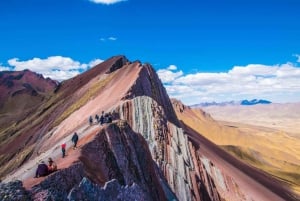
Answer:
0;56;298;201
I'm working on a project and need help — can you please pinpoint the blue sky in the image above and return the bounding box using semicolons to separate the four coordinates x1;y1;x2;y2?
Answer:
1;0;300;104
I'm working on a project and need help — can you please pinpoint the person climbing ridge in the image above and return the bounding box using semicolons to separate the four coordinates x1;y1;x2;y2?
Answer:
95;114;99;123
107;112;112;123
71;132;79;149
89;116;93;125
61;142;66;158
100;111;105;125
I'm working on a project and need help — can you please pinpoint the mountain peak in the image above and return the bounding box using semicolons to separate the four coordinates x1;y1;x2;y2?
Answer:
240;99;272;105
104;55;129;74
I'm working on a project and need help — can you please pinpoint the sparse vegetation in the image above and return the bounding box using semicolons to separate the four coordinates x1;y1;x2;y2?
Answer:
54;73;116;126
0;145;34;180
0;71;118;178
222;144;300;195
174;102;300;197
222;145;263;165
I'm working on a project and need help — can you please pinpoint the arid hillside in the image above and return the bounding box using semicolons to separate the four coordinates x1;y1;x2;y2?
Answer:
0;70;57;137
201;103;300;137
173;99;300;196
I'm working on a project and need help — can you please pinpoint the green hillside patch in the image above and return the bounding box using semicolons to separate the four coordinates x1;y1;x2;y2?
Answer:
54;73;116;126
0;145;34;179
273;171;300;186
222;145;300;195
0;93;62;147
222;145;263;166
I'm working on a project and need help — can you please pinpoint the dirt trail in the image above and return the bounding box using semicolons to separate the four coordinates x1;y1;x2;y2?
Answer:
3;123;101;189
3;61;142;189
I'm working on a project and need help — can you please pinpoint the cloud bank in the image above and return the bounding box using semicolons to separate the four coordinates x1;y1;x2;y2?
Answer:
5;56;103;81
157;61;300;105
2;55;299;104
89;0;126;5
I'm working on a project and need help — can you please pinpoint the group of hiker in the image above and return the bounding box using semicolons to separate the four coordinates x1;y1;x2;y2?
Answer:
61;132;78;158
89;111;113;125
35;157;57;178
35;110;112;178
34;132;79;178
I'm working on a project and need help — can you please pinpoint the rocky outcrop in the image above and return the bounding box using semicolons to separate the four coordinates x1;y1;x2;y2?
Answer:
118;95;212;200
79;121;169;201
0;180;31;201
122;63;179;125
105;56;129;74
30;163;85;200
0;121;174;200
116;61;202;200
68;178;151;201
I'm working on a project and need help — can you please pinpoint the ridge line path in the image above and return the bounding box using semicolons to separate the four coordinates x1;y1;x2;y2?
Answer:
3;122;102;188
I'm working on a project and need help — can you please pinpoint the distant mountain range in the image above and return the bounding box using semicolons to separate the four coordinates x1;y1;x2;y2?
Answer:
240;99;272;105
191;99;272;107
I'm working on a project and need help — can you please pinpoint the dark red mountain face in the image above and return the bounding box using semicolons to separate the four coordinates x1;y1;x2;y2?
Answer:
0;70;57;102
0;70;57;136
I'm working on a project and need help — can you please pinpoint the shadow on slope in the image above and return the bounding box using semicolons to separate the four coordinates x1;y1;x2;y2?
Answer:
222;145;300;194
180;120;299;201
172;98;300;197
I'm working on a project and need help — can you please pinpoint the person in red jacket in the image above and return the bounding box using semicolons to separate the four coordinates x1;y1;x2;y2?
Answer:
61;143;66;158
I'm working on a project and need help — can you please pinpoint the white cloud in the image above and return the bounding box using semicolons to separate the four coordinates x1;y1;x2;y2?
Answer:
157;62;300;105
157;69;183;83
229;64;278;77
108;37;117;41
8;56;86;72
89;0;126;5
89;59;104;68
42;70;81;81
6;56;103;82
0;64;11;71
100;36;117;42
167;65;177;70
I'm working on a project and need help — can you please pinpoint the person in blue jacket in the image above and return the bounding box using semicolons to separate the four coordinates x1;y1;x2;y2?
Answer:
71;132;79;149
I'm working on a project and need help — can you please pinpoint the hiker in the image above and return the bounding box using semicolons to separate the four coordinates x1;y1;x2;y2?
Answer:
107;112;112;123
104;113;109;123
47;157;57;173
95;114;99;123
89;116;93;125
61;142;66;158
100;111;105;125
72;132;79;149
35;161;49;178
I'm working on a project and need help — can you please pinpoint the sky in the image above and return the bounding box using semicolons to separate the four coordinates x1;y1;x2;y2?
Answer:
0;0;300;105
